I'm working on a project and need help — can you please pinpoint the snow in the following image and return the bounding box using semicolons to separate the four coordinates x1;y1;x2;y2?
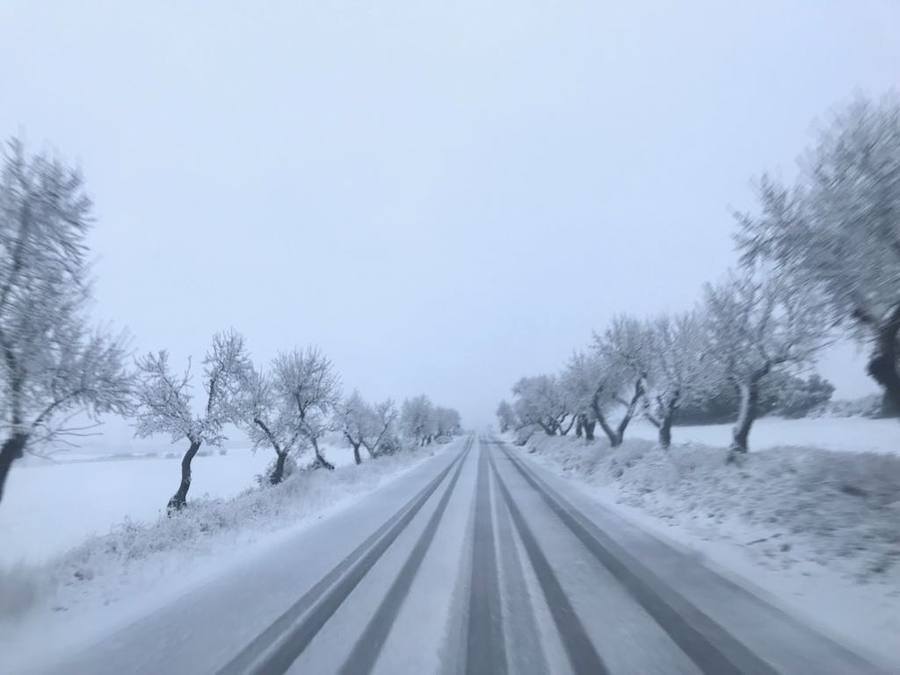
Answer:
0;441;455;674
629;415;900;455
0;448;438;622
0;443;362;567
0;442;426;624
2;450;262;565
513;419;900;668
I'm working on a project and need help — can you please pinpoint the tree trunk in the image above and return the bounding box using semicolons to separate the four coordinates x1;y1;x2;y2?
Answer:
658;413;673;450
868;307;900;417
168;439;201;512
729;377;762;461
311;438;335;470
592;393;621;447
657;393;679;450
270;451;288;485
538;421;556;436
584;418;596;442
592;379;644;448
0;432;28;504
598;415;621;446
559;414;576;436
614;377;645;445
575;415;583;438
344;432;364;465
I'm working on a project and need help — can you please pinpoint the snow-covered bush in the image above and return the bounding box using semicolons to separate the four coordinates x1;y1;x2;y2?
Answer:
255;454;298;487
816;395;885;419
521;434;900;582
678;372;835;424
373;431;403;456
773;374;835;418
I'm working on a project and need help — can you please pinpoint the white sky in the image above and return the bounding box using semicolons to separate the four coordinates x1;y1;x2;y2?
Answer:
1;1;898;434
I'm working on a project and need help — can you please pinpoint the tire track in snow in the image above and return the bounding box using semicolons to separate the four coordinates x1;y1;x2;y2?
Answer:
496;440;778;675
490;441;549;675
488;449;608;675
465;439;508;675
338;439;471;674
217;436;473;675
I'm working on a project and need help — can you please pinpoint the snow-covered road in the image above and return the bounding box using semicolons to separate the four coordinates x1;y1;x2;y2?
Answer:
26;436;891;674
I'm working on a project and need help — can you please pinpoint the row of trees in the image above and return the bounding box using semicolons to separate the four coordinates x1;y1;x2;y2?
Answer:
499;93;900;462
135;336;461;511
0;137;461;512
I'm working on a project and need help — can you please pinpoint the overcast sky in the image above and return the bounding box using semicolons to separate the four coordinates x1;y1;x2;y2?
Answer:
1;1;899;435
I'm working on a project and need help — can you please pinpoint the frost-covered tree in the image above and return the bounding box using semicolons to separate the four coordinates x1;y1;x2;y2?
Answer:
273;347;340;470
511;375;573;436
495;399;517;433
0;138;133;505
400;394;435;446
588;316;652;447
338;391;397;464
363;398;398;457
641;311;707;448
363;398;400;457
135;330;251;510
434;406;462;437
704;268;827;459
561;352;601;441
736;95;900;414
242;366;300;484
338;390;373;465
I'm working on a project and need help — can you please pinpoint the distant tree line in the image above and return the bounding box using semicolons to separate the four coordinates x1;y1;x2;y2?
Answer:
0;138;462;512
499;93;900;462
675;373;834;425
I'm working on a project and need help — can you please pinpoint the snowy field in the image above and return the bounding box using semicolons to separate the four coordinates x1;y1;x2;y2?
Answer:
629;416;900;455
0;444;360;566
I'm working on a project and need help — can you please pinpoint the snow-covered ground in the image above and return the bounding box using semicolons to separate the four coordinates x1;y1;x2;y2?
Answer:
514;417;900;666
0;440;456;673
0;440;434;623
0;443;361;566
629;416;900;455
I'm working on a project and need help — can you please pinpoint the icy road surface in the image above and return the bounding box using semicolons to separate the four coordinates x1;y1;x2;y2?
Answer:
31;436;889;674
